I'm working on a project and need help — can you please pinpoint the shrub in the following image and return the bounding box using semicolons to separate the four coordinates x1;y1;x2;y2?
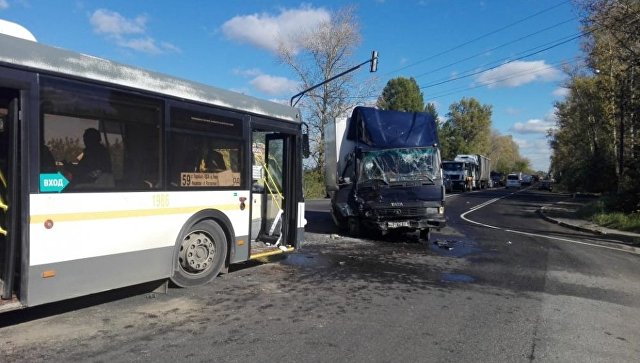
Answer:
303;170;325;199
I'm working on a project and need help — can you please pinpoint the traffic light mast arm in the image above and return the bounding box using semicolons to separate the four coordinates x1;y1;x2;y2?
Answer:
290;50;378;107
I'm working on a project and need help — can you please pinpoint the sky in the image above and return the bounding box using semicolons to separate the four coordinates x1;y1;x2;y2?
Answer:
0;0;584;172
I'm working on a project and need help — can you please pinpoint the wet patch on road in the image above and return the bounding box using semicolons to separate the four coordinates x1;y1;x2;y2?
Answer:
440;273;476;283
429;238;482;258
280;253;336;268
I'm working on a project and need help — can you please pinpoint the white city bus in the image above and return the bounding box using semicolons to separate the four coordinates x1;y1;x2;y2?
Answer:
0;33;306;312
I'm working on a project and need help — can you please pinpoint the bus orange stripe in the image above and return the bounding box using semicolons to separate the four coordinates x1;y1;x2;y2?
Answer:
30;204;241;224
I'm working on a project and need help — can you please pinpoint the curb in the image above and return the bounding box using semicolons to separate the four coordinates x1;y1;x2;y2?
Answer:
538;206;640;248
537;207;604;235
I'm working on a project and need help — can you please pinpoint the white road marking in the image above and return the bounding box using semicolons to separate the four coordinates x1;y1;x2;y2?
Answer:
459;190;640;255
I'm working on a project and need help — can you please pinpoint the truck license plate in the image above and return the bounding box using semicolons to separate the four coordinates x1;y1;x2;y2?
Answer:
387;221;410;228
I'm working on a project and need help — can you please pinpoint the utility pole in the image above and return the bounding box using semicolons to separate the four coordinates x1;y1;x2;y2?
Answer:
290;51;378;107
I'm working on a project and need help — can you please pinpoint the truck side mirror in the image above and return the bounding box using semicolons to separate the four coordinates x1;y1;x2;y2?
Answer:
355;147;362;158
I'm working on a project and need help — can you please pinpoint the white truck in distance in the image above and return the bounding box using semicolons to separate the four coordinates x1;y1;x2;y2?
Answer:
454;154;491;189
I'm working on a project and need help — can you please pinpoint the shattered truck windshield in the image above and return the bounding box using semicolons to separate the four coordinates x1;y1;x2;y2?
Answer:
359;147;439;185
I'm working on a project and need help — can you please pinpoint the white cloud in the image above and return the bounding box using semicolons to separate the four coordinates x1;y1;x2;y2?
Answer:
268;98;291;105
514;137;552;171
116;37;180;54
505;107;520;116
476;60;562;88
89;9;179;54
233;67;262;77
510;108;558;135
221;5;330;53
250;74;299;95
233;67;299;95
90;9;146;35
552;87;570;97
117;37;161;54
510;118;557;134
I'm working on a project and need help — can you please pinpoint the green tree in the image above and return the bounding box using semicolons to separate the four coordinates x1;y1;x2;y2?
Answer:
443;97;492;155
549;0;639;203
376;77;424;112
488;132;522;174
550;73;615;193
437;121;458;160
424;102;438;119
568;0;640;208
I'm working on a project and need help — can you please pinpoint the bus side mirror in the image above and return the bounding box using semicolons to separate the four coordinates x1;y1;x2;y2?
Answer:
302;133;310;158
301;122;310;158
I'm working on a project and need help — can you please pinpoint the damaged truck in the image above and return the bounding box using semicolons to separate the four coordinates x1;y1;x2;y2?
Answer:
324;106;446;241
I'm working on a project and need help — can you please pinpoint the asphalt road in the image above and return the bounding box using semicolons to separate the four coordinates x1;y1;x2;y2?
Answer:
1;187;639;362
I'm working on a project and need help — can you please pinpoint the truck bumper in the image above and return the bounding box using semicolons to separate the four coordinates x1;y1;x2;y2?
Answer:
366;215;446;232
451;181;466;190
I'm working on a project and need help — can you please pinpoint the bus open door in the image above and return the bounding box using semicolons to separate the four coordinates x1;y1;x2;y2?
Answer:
0;90;20;309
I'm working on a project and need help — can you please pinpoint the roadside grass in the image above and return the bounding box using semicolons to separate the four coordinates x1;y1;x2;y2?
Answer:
577;195;640;233
591;212;640;232
303;170;325;199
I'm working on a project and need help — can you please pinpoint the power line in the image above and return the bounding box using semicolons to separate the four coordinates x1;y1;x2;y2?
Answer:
424;56;584;100
412;17;578;80
383;0;572;77
419;31;587;90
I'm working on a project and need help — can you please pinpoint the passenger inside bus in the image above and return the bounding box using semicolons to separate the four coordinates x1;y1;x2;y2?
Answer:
184;141;226;173
40;144;56;173
64;128;113;187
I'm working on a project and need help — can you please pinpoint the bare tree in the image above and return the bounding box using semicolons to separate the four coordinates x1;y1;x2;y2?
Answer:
277;6;377;171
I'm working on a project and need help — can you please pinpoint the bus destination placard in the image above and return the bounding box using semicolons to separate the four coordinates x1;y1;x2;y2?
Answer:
180;171;241;187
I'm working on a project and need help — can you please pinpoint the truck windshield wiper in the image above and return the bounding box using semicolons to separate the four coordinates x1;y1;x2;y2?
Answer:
360;178;389;187
370;178;389;185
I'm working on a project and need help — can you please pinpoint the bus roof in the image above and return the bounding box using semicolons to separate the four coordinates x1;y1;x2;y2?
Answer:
0;33;301;123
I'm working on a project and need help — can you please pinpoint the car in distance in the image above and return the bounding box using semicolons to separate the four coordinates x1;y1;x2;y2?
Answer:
444;175;453;193
538;178;553;191
506;173;521;189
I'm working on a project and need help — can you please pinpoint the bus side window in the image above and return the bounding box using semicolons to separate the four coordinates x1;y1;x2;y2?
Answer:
40;79;162;192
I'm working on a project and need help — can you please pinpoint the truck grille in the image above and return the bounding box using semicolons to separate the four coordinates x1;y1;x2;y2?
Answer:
376;207;426;217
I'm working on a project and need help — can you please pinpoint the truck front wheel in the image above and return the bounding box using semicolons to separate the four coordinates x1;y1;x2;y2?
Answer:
348;217;361;237
419;228;431;242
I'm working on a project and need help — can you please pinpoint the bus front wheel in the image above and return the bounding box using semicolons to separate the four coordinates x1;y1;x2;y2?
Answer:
171;220;228;287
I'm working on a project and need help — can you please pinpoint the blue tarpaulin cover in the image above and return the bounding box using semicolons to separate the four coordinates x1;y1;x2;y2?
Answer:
346;106;439;148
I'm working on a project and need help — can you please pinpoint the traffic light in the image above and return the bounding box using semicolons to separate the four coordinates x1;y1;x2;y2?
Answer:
370;51;378;73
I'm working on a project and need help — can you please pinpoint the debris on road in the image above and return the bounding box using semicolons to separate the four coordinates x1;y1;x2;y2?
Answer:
433;240;454;251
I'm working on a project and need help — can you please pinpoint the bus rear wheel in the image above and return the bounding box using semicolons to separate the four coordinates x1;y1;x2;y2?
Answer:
171;220;227;288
